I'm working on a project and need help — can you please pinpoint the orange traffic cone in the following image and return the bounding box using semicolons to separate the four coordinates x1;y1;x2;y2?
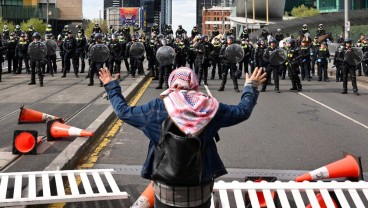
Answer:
247;179;276;207
46;118;94;141
18;106;64;124
305;193;339;208
295;153;363;182
131;181;154;208
12;130;43;155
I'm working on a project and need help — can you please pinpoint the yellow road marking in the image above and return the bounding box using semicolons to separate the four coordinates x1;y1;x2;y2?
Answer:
49;77;153;208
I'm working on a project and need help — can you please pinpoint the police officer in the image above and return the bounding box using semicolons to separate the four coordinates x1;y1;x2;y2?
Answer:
6;33;18;74
239;27;249;40
210;37;222;79
75;30;87;73
260;28;269;40
146;32;158;78
218;35;240;92
262;38;281;92
45;34;57;76
316;42;330;81
14;25;22;37
225;28;234;37
57;34;65;73
0;35;5;82
108;25;115;35
174;37;187;68
27;25;35;41
191;26;199;38
62;25;69;35
362;39;368;76
16;33;30;74
133;23;141;34
93;23;102;34
76;25;85;36
341;38;359;95
310;37;320;77
212;25;220;39
2;25;9;39
118;33;130;73
155;36;172;89
121;24;130;36
151;23;159;34
165;25;173;36
88;33;105;87
300;40;311;81
254;39;267;69
108;33;124;76
300;24;309;35
28;32;44;86
316;24;326;37
195;35;213;85
239;38;253;75
275;29;284;43
62;31;78;78
280;41;288;79
175;25;186;38
45;24;53;35
125;34;144;78
333;45;345;82
286;39;302;91
187;39;196;70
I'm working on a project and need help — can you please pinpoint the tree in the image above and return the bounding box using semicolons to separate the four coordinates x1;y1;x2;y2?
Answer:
291;5;320;18
20;18;46;37
0;18;15;34
85;19;108;38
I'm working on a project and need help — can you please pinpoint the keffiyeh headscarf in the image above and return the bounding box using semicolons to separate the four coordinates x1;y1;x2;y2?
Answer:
160;67;219;136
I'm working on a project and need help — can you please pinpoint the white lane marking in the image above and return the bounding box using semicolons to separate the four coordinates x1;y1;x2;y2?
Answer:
298;92;368;130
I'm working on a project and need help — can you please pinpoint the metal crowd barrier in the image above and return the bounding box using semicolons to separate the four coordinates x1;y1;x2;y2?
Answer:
0;169;128;206
211;180;368;208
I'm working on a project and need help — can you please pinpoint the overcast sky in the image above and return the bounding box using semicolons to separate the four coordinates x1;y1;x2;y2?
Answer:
83;0;196;31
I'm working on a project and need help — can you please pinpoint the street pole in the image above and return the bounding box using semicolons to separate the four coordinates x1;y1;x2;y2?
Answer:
266;0;269;24
252;0;255;21
344;0;349;38
46;0;49;24
245;0;248;28
222;0;224;34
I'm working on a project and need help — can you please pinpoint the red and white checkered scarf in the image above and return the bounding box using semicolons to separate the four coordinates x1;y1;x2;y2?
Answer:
160;67;219;136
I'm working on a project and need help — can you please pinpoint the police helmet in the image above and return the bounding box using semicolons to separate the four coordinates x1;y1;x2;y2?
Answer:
76;24;81;28
319;24;323;27
135;23;139;27
32;32;41;39
30;25;34;28
47;24;52;28
314;36;318;40
94;33;103;40
269;38;277;44
302;24;307;27
178;25;182;29
227;35;234;41
201;35;208;41
10;32;15;36
194;25;197;29
153;23;158;27
4;25;8;29
344;38;352;44
95;23;99;27
243;27;248;32
67;30;72;34
64;25;69;29
20;33;26;37
168;25;172;29
288;39;296;46
15;25;20;29
277;28;281;32
213;25;218;29
77;29;83;34
45;34;51;39
131;34;138;39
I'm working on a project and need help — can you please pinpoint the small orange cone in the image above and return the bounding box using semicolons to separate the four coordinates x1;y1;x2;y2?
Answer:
131;181;154;208
305;193;339;208
295;153;363;182
12;130;43;155
46;118;94;141
18;106;64;124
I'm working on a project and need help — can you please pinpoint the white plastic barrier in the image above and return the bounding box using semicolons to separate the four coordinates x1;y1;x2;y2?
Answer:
211;180;368;208
0;169;128;206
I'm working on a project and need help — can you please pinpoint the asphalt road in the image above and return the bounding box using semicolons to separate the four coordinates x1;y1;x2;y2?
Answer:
62;73;368;207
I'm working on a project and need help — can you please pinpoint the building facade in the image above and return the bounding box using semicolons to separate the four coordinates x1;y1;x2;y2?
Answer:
196;0;233;31
316;0;368;13
202;6;232;37
104;0;122;20
160;0;172;32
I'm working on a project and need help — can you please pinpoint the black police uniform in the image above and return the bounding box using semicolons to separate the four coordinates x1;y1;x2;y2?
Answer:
275;32;284;43
210;41;222;79
15;39;30;74
58;36;65;73
260;30;269;40
310;41;320;76
254;44;267;68
300;44;312;81
92;26;102;34
44;40;57;76
174;41;187;68
45;27;53;35
125;40;144;77
146;37;158;78
6;37;18;73
194;40;213;85
212;29;219;39
262;45;281;92
88;42;105;87
27;28;35;41
108;39;124;74
75;35;88;73
316;46;330;81
0;40;5;81
362;43;368;76
333;46;345;82
187;41;196;69
316;28;326;37
175;28;186;38
28;41;45;86
14;29;22;37
218;43;240;92
151;26;159;35
191;29;199;38
155;40;172;89
341;46;359;95
118;35;130;73
62;36;78;77
240;31;249;40
239;42;253;75
286;44;302;91
165;28;173;36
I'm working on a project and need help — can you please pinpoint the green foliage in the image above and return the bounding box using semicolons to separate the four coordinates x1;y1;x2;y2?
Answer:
291;4;320;17
20;18;46;37
85;19;108;38
0;17;15;34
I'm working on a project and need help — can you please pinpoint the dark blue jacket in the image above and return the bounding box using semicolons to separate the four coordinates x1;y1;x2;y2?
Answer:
105;80;259;183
